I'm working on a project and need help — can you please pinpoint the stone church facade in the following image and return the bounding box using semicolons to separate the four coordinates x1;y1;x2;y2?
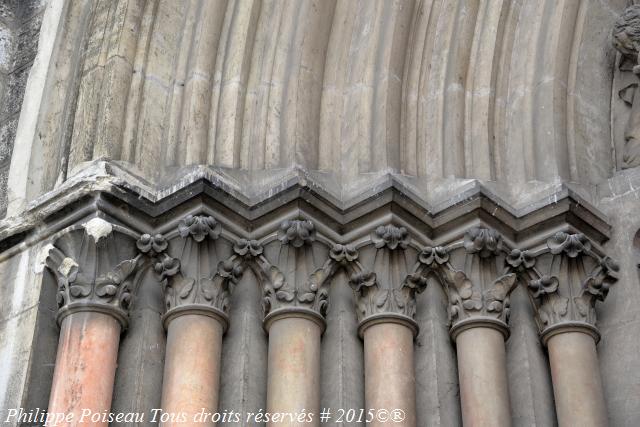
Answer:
1;0;640;426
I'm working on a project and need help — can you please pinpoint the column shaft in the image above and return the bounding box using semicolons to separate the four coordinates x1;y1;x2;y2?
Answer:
266;316;321;427
47;311;121;426
456;327;512;427
363;322;416;427
547;331;608;427
160;314;224;426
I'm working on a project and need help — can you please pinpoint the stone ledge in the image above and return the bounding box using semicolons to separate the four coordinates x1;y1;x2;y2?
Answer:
0;160;611;258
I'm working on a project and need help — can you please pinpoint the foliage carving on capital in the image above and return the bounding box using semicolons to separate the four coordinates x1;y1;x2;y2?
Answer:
417;227;518;336
140;215;244;326
513;232;619;340
463;227;502;257
45;218;142;327
178;215;221;242
243;219;339;320
372;224;410;250
329;243;359;264
345;225;426;328
234;238;264;258
278;219;315;247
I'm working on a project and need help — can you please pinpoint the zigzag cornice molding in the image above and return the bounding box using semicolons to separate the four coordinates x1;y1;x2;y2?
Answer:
0;160;611;259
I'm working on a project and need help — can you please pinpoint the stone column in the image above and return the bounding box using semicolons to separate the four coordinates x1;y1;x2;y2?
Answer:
248;220;338;427
347;225;428;427
148;215;244;426
361;320;416;426
45;218;141;426
519;232;618;427
421;228;518;427
161;313;225;426
265;312;323;426
453;326;511;426
546;328;608;426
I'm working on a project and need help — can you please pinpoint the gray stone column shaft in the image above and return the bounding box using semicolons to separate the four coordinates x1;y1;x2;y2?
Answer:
160;314;224;427
363;322;417;427
547;331;608;427
266;315;322;427
456;327;512;427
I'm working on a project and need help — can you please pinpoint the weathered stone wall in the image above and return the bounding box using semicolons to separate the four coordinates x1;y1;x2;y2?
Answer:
0;0;45;216
4;0;631;217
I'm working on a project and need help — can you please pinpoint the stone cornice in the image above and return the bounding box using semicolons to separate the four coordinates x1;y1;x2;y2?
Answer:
0;161;610;259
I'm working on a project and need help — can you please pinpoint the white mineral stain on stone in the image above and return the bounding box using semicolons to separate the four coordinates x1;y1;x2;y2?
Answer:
83;217;113;241
58;257;78;276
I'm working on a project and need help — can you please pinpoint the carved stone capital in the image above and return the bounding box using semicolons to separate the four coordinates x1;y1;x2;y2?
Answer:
45;218;142;328
243;219;339;331
514;232;619;344
418;227;518;340
344;224;426;337
144;215;244;331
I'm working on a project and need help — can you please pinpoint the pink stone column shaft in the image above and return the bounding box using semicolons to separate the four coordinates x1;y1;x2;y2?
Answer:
266;315;321;427
455;327;512;427
547;331;608;427
160;314;224;427
363;322;416;427
47;311;121;427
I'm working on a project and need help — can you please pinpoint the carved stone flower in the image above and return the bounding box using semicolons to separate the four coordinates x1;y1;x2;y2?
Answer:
461;299;483;311
463;227;502;258
137;233;168;254
95;259;138;309
217;259;244;285
583;256;620;301
179;215;221;242
528;275;559;298
600;256;620;276
584;277;611;301
548;232;590;258
66;269;90;299
154;255;180;279
349;271;377;292
404;272;429;291
330;244;358;263
419;246;449;265
506;249;535;269
485;274;517;315
261;266;288;316
486;300;504;313
372;225;409;250
269;266;286;290
234;239;263;258
278;219;315;247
